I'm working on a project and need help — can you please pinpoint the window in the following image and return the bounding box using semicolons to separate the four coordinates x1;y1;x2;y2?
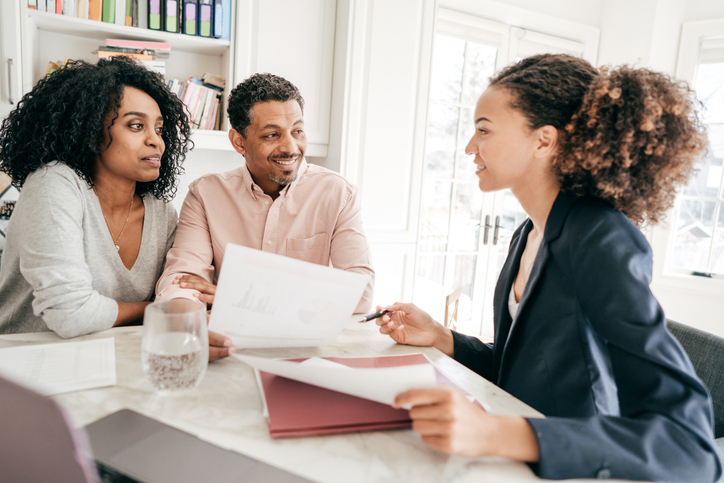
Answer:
668;36;724;278
412;9;595;338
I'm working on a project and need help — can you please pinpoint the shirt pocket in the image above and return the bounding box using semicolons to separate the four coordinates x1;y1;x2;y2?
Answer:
286;233;330;266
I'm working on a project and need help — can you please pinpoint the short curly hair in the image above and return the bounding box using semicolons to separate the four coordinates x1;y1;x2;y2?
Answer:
0;56;191;201
489;54;706;226
227;73;304;136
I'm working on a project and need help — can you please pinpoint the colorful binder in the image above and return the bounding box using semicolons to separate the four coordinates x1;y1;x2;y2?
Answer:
212;0;222;38
148;0;162;30
182;0;197;35
220;0;230;40
198;0;212;37
164;0;181;33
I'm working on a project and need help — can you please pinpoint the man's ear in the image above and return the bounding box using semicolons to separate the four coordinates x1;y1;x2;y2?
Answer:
535;125;559;159
228;129;246;156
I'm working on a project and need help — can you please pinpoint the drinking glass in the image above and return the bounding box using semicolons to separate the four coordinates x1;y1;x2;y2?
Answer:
141;299;209;394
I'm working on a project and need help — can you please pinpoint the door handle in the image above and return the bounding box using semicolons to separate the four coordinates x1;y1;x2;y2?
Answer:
483;215;492;245
6;59;13;105
493;215;501;245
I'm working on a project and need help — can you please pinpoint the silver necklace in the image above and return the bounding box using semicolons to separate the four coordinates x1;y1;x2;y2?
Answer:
93;186;134;251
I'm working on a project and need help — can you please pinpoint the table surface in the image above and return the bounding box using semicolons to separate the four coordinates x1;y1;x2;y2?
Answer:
0;320;624;483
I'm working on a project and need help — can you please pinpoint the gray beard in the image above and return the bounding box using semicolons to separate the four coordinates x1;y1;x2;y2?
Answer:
269;171;297;187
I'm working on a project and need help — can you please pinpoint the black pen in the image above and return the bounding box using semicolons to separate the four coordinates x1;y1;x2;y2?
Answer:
357;309;392;323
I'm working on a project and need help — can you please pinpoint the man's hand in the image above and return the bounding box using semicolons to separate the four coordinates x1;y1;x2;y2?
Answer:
208;330;236;361
375;302;454;357
393;386;540;462
173;275;216;307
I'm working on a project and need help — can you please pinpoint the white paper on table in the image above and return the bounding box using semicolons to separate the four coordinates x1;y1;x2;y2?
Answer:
0;338;116;396
235;354;438;407
209;244;369;348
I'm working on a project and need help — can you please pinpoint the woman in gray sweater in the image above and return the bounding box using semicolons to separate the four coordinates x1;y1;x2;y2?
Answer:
0;57;191;337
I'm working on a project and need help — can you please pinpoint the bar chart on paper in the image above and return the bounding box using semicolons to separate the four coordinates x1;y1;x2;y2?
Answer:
297;299;338;326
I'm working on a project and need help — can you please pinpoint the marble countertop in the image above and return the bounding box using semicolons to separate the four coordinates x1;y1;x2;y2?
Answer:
1;321;587;483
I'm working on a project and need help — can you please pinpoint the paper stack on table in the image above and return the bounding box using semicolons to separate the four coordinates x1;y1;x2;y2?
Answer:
237;353;475;438
0;338;116;395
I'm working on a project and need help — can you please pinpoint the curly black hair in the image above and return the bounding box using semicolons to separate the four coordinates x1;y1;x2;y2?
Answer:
489;54;706;226
227;73;304;136
0;56;191;201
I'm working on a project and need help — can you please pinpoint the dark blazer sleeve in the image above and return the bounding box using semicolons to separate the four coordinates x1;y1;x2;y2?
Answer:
526;206;721;482
451;331;494;381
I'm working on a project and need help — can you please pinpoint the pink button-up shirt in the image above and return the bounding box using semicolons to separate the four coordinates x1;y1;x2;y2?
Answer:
156;160;374;313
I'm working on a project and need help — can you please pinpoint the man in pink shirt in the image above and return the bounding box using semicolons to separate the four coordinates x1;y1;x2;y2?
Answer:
155;73;375;360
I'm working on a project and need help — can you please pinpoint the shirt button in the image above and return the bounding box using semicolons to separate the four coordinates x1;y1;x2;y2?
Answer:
267;240;272;245
596;468;612;479
264;200;269;205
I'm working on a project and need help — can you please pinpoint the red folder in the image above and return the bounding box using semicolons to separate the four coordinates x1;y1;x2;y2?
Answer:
258;353;466;438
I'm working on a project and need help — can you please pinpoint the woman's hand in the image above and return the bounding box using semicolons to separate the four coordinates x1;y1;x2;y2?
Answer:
208;330;235;361
393;386;540;462
173;275;216;307
376;302;454;356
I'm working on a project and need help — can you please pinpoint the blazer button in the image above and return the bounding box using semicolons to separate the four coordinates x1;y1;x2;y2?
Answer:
596;468;612;479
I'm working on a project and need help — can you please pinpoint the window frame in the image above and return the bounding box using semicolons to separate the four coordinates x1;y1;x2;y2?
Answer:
649;18;724;293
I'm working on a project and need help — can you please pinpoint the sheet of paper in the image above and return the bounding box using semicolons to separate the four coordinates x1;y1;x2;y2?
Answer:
235;354;437;406
0;338;116;396
209;244;369;348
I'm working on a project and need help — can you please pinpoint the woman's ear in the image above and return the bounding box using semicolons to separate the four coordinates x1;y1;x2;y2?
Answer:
535;125;559;159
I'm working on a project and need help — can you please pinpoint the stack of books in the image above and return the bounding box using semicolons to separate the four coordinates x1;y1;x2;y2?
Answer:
168;73;225;130
97;38;169;75
27;0;232;40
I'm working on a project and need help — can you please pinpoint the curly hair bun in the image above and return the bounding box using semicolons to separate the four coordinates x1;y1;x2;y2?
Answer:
558;66;707;226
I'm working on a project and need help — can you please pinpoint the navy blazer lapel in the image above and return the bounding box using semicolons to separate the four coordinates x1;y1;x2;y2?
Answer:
497;192;578;384
491;219;531;382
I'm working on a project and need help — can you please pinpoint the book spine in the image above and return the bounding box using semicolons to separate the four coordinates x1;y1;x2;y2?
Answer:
198;0;211;37
125;0;133;25
56;0;62;14
88;0;102;20
102;0;115;22
182;0;197;36
212;0;221;38
220;0;230;40
27;0;38;10
164;0;180;33
114;0;125;24
148;0;161;30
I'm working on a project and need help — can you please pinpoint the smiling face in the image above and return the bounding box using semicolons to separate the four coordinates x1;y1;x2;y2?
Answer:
95;86;165;184
229;100;306;197
465;86;546;193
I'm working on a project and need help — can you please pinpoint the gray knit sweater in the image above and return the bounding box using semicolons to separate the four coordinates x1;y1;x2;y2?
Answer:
0;163;176;337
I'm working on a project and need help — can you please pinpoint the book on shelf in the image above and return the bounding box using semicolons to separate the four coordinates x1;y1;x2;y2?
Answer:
29;0;233;41
105;38;171;53
114;0;125;25
170;74;225;130
88;0;101;20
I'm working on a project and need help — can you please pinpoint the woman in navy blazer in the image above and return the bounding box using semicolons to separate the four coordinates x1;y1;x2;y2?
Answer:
378;54;721;481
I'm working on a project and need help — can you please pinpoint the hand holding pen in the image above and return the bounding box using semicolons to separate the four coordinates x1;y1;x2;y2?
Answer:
371;303;455;356
357;309;393;323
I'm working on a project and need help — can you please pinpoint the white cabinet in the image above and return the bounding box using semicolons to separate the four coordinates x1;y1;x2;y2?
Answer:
0;0;23;121
234;0;336;158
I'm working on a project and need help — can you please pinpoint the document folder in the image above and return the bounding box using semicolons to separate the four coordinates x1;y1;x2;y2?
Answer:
256;354;472;438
